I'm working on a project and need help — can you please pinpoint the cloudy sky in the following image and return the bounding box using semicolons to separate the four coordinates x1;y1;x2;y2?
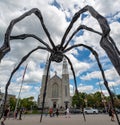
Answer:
0;0;120;101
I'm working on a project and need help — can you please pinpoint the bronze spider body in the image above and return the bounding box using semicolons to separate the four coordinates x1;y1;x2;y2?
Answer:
0;5;120;124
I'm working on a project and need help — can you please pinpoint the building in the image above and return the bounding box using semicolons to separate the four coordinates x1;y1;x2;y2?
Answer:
0;88;16;106
38;58;71;109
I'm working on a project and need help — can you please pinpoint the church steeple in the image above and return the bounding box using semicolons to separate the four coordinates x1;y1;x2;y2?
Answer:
62;58;70;108
62;58;68;75
38;57;71;109
38;55;50;108
0;86;1;94
43;54;49;75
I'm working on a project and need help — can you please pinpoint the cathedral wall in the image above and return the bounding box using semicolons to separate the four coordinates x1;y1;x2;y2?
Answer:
38;58;71;109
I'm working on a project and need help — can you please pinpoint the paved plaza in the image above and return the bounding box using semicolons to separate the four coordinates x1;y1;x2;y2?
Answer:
2;114;120;125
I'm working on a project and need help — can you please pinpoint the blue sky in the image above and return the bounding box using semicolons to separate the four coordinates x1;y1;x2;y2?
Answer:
0;0;120;101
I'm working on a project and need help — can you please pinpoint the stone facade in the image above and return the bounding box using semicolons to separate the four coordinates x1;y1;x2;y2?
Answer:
38;58;71;109
0;91;16;106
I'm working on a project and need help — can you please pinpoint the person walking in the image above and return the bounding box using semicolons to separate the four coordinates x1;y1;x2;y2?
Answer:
6;106;10;119
56;108;59;117
14;109;19;119
109;108;115;121
19;108;23;120
49;108;53;117
66;107;70;118
1;106;10;125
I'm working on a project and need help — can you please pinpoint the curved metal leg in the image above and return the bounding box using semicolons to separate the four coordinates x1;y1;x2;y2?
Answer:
60;5;110;49
40;58;51;122
0;8;55;61
65;44;120;125
60;5;120;79
0;46;47;119
10;34;51;51
63;24;102;50
64;55;86;121
92;50;120;125
100;37;120;76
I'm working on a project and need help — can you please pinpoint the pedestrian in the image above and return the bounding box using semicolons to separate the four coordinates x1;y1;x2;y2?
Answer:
19;108;23;120
6;106;10;119
66;107;70;118
109;108;115;121
14;109;19;119
56;108;59;117
1;106;10;125
49;108;53;117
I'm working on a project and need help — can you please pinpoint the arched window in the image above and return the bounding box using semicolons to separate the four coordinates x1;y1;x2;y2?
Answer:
52;83;58;98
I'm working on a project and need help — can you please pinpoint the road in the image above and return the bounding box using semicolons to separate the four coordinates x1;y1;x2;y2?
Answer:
4;114;120;125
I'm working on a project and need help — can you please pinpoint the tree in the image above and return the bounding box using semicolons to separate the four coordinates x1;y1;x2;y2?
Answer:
93;92;103;108
9;97;16;111
72;92;87;108
20;96;35;110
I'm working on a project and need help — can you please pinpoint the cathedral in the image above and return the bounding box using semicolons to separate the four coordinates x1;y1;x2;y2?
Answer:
38;58;71;109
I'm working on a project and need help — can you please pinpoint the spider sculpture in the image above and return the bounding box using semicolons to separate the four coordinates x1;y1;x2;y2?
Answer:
0;5;120;124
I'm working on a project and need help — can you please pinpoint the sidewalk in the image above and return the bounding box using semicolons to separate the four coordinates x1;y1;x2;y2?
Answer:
4;114;120;125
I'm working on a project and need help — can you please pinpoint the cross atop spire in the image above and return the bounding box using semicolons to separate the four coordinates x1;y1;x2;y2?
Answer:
55;71;57;75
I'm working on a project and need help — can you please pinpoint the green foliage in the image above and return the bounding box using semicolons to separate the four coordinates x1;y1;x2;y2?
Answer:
9;97;16;111
72;92;87;108
71;91;120;108
19;96;37;110
9;96;37;111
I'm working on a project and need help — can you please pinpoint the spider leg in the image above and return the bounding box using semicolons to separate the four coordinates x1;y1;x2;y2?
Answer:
64;55;86;121
0;46;49;119
60;5;120;82
60;4;120;80
40;58;51;122
81;5;110;36
109;36;120;55
91;49;120;125
64;44;120;125
60;5;110;49
100;37;120;76
63;23;120;77
10;34;52;52
0;8;55;61
63;24;102;50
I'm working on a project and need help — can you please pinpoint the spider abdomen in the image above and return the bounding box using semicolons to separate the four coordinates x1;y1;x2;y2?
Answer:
50;51;63;63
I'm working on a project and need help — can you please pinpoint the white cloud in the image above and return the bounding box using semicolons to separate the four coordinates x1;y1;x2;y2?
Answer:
78;84;94;93
110;22;120;48
81;67;120;81
81;70;101;80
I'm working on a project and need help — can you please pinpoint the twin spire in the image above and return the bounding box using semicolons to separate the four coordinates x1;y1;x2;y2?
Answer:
43;54;49;75
43;55;68;76
62;58;68;74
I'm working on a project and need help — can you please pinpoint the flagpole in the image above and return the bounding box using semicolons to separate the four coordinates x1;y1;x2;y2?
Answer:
98;78;107;111
14;64;28;117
